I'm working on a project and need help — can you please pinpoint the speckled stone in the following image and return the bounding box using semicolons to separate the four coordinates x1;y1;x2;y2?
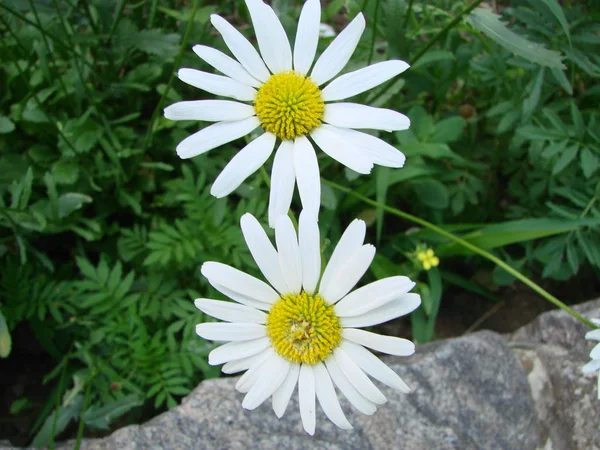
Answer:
509;299;600;450
52;331;537;450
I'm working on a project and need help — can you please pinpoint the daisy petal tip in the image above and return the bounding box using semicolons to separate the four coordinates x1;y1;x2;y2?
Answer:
208;185;225;199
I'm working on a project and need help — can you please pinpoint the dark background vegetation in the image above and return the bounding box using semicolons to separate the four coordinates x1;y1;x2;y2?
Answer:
0;0;599;446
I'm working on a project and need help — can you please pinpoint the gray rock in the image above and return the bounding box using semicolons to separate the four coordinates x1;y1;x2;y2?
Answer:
509;299;600;450
55;331;538;450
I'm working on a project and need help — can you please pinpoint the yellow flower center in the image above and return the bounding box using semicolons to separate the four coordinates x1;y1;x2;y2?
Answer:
266;292;341;365
254;71;324;141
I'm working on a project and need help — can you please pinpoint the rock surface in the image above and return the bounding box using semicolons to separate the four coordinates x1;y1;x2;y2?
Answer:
509;300;600;450
4;300;599;450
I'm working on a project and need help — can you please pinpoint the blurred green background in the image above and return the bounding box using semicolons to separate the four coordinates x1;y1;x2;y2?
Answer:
0;0;599;446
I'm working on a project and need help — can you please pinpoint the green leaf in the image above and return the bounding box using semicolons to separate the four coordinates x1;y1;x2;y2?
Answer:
132;29;180;58
0;310;11;358
468;6;565;69
384;0;407;59
0;116;15;134
431;117;466;143
552;144;578;175
10;167;34;209
412;50;455;69
437;217;600;256
522;68;545;123
550;66;573;95
517;125;565;141
52;160;80;185
412;180;449;209
570;101;585;139
82;395;144;430
31;396;83;447
580;148;599;178
58;193;93;218
541;0;571;46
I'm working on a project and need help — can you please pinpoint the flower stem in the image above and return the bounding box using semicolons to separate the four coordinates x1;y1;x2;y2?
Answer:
322;178;596;329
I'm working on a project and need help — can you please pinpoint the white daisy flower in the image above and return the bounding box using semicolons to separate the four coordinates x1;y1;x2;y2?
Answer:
195;211;420;435
165;0;410;227
582;318;600;399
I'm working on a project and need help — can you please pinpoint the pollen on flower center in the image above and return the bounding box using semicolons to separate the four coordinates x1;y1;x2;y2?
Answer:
266;291;341;364
254;71;324;141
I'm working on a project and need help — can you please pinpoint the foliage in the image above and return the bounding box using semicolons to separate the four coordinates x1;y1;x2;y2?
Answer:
0;0;598;444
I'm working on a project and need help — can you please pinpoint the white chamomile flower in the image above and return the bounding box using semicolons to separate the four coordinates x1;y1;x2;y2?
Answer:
582;318;600;399
165;0;410;227
195;211;420;435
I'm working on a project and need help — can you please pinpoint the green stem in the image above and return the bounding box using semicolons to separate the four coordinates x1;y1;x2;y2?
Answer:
74;369;96;449
402;0;415;29
409;0;484;66
259;166;271;189
49;354;70;450
142;0;202;153
148;0;160;28
367;0;381;65
323;178;596;329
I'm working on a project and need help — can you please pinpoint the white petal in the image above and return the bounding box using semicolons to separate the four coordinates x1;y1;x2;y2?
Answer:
592;319;600;326
293;136;321;219
245;0;292;74
298;364;316;435
341;329;415;356
340;341;411;393
211;282;271;311
293;0;321;74
319;244;375;304
272;363;300;418
194;298;267;324
310;13;366;86
298;210;321;295
333;347;386;405
313;362;353;429
324;356;377;415
322;60;410;101
591;343;600;360
210;132;276;198
164;100;255;122
201;261;280;305
242;354;291;410
318;219;365;302
240;213;289;294
236;349;273;393
176;117;259;159
268;141;296;228
193;44;261;88
208;337;271;365
275;215;302;294
222;351;268;374
328;126;406;168
210;14;270;82
586;329;600;341
323;103;410;132
177;69;257;101
335;276;415;317
195;322;266;342
340;293;421;328
583;358;600;374
310;124;374;174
